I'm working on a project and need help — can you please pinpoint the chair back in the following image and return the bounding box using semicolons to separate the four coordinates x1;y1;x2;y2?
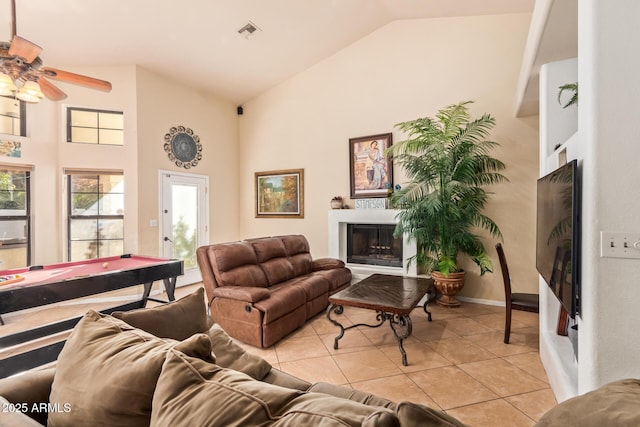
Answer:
495;243;512;300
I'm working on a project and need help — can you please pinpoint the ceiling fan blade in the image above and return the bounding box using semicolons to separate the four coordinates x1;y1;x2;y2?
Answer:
41;67;112;92
38;77;68;101
8;35;42;63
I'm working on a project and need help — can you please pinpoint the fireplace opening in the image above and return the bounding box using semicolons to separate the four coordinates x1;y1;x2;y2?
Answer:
346;223;403;268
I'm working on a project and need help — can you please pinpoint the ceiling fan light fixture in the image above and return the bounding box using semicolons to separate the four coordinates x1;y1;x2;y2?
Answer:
0;72;17;96
16;80;44;103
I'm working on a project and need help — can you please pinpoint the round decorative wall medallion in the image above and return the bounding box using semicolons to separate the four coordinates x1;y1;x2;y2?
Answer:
164;126;203;169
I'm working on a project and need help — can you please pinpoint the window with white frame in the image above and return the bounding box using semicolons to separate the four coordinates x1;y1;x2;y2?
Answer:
0;165;31;268
67;171;124;261
0;95;26;136
66;107;124;145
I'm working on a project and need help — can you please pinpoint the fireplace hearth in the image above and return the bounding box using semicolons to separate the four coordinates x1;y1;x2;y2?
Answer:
347;223;402;268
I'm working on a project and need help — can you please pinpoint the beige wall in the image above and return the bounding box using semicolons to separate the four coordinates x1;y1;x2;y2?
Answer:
0;14;539;303
135;66;240;257
239;14;540;302
0;65;137;265
0;64;239;266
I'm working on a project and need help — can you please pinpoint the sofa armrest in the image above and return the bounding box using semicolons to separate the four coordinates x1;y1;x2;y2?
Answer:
262;367;312;391
212;286;270;303
312;258;345;271
308;382;396;409
0;367;55;425
0;396;44;426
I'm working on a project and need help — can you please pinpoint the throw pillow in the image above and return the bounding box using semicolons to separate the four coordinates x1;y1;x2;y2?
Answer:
48;310;212;427
535;379;640;427
151;351;398;427
112;287;211;340
205;323;272;380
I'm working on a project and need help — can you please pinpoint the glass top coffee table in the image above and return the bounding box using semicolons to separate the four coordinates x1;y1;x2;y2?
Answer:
326;273;434;366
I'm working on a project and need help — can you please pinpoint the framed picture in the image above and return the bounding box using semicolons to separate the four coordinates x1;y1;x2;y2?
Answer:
255;168;304;218
349;133;393;198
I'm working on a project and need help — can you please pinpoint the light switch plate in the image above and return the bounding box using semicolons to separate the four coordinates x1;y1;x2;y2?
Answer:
601;231;640;258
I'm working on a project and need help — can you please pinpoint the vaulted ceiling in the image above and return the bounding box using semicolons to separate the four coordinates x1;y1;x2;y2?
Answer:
1;0;536;105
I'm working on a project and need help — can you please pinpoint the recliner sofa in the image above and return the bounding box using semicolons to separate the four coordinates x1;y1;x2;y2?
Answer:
196;234;351;347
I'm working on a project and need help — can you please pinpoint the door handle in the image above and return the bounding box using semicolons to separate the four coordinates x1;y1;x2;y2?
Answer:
164;236;173;243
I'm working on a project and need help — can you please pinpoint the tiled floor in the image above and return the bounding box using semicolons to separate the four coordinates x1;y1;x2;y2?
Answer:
1;283;557;426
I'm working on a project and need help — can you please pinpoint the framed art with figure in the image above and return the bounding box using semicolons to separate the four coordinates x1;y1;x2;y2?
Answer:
349;133;393;198
255;168;304;218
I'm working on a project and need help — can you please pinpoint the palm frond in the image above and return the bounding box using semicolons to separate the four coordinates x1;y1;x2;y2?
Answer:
387;101;506;276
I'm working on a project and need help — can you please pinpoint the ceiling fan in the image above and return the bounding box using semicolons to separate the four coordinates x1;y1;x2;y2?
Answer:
0;0;112;102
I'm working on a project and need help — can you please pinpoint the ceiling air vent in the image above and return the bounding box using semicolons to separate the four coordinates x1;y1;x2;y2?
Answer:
238;21;261;39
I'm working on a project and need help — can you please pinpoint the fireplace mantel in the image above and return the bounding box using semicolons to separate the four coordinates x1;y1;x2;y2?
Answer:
328;209;417;277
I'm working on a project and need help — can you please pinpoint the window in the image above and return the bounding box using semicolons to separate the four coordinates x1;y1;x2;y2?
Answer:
66;107;124;145
0;96;26;137
0;166;31;268
67;172;124;261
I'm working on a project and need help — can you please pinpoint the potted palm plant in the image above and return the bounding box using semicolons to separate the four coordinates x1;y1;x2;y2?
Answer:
386;101;507;307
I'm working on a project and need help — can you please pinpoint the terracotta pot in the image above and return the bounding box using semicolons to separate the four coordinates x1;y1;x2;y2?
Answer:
432;271;466;307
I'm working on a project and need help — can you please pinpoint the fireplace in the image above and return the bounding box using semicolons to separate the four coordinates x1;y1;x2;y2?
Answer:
328;209;417;277
347;224;402;268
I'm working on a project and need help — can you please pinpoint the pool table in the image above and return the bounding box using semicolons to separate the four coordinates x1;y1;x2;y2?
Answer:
0;254;183;377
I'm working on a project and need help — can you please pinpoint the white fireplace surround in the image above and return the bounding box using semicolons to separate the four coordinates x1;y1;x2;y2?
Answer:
328;209;417;278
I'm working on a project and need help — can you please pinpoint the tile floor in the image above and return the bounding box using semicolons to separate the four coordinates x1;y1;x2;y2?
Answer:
1;282;557;426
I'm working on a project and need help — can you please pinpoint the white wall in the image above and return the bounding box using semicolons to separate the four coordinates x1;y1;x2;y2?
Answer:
239;14;540;303
541;0;640;400
578;0;640;392
538;58;579;402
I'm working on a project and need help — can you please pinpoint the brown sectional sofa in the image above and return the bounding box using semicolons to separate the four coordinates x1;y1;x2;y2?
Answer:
196;234;351;348
3;287;640;426
0;288;467;427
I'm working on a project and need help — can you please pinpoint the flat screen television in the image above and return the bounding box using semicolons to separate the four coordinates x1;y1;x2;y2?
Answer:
536;159;580;318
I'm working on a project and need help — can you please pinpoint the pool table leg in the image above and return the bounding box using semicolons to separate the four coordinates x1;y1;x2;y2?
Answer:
142;281;154;304
163;277;176;301
0;315;4;325
141;277;177;306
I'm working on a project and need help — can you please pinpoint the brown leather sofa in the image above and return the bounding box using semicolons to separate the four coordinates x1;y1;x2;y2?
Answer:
196;234;351;348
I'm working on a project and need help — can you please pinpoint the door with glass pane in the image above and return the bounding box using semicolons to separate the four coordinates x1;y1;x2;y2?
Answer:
160;172;208;286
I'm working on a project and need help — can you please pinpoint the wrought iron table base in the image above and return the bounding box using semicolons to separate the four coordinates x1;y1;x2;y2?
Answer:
327;303;429;366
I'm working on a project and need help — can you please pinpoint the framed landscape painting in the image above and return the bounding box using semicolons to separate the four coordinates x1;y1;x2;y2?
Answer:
349;133;393;198
255;169;304;218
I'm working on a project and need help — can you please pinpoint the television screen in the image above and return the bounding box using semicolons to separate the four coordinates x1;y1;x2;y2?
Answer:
536;159;580;318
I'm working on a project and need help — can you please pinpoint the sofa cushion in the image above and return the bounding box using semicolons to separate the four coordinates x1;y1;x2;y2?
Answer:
249;237;295;285
151;350;399;427
254;283;307;323
280;234;313;276
284;274;330;301
205;323;272;380
535;379;640;427
112;287;211;341
209;242;269;288
314;267;353;292
47;310;212;427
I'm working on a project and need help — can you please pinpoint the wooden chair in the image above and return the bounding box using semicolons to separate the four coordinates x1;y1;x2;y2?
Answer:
495;243;540;344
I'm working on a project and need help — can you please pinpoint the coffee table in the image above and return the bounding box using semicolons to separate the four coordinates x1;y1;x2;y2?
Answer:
326;274;434;366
